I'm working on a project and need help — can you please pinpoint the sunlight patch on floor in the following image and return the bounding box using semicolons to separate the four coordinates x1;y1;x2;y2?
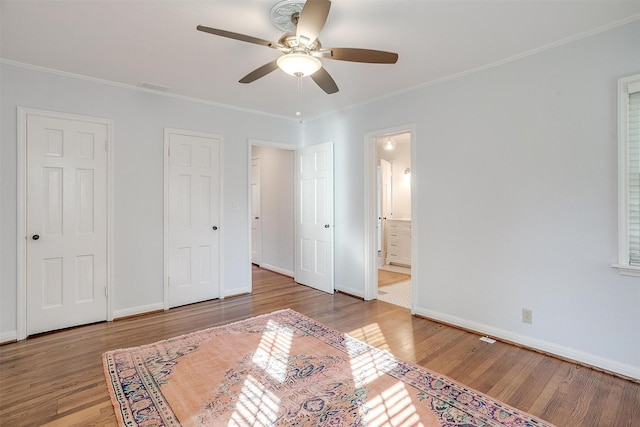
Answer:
232;319;423;426
232;320;291;425
348;322;390;351
252;320;292;383
367;382;424;427
349;349;392;388
347;322;424;426
231;374;281;426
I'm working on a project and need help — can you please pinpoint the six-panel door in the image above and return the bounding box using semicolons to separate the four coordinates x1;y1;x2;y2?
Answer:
167;130;221;307
26;114;108;335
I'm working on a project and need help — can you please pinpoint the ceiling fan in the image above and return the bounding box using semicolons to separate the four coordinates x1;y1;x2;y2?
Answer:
197;0;398;94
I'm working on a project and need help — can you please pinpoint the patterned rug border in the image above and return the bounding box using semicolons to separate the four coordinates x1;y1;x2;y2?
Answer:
103;308;556;427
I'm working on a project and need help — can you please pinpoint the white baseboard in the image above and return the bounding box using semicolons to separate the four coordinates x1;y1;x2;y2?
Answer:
259;263;294;277
0;330;17;343
413;306;640;380
113;303;165;319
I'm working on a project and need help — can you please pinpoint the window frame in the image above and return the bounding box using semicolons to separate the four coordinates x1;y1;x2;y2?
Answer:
613;74;640;277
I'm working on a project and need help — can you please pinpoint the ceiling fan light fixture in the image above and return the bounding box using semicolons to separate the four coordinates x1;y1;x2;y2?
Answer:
197;0;398;94
277;52;322;77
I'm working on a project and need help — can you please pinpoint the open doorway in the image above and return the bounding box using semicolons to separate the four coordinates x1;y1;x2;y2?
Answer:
249;141;295;279
248;140;335;295
364;125;416;311
375;133;412;309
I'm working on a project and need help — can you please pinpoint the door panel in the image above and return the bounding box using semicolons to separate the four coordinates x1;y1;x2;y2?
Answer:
251;157;262;264
26;114;108;335
295;142;334;294
167;130;221;307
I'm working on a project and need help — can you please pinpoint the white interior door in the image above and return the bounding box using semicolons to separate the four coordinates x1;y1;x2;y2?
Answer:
251;157;262;265
295;142;334;294
26;113;109;335
380;158;392;265
167;129;221;308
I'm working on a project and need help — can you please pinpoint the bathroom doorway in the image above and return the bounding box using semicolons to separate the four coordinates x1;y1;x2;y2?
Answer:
375;132;412;309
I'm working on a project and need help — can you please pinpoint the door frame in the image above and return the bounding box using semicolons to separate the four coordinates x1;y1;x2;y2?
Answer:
16;107;114;340
364;124;417;309
246;138;297;291
163;128;224;309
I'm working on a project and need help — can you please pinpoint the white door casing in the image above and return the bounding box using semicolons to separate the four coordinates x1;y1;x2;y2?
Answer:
251;157;262;265
165;129;222;308
19;109;112;337
294;142;334;294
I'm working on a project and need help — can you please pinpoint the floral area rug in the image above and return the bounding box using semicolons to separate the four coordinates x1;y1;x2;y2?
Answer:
103;309;555;426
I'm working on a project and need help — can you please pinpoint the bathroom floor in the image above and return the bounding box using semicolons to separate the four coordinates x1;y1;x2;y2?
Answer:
378;264;411;309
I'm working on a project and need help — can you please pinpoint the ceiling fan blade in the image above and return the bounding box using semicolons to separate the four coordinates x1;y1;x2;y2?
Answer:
311;67;339;94
322;48;398;64
197;25;279;49
296;0;331;46
239;60;279;84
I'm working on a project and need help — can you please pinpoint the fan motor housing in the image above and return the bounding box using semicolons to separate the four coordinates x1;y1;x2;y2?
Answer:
278;32;321;51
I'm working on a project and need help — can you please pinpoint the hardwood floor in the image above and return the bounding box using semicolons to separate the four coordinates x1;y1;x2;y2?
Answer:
1;266;638;426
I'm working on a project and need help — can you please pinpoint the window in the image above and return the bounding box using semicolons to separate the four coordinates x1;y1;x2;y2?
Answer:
614;74;640;276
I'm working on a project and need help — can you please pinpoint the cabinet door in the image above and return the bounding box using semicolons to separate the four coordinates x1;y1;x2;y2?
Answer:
386;221;411;266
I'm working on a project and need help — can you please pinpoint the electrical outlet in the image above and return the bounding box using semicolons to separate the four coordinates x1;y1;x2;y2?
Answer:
522;308;533;324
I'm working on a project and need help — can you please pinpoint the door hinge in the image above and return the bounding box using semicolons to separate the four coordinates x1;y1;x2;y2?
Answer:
104;140;108;152
104;286;108;297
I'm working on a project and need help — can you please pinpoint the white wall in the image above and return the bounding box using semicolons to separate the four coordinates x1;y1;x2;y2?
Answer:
251;145;294;275
0;63;301;339
304;21;640;378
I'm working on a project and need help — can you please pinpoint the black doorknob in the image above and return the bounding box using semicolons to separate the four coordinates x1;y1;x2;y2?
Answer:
32;235;40;240
324;224;330;228
212;226;218;231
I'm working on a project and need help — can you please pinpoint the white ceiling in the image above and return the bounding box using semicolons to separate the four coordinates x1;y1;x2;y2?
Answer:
1;1;638;120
